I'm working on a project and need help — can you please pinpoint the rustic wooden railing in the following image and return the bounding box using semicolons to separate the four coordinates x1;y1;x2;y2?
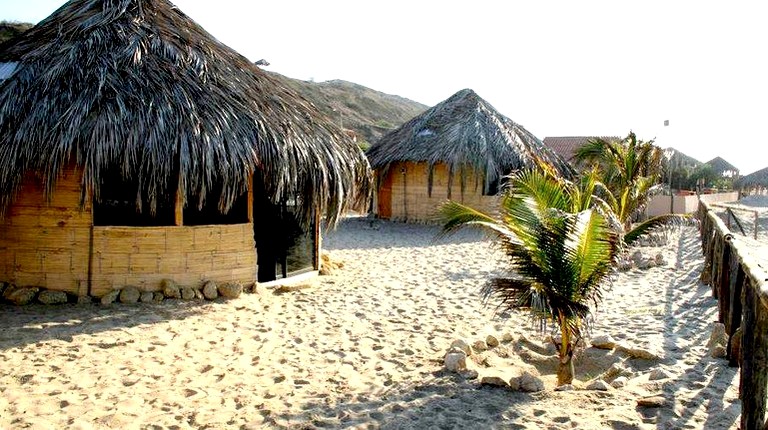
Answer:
699;200;768;430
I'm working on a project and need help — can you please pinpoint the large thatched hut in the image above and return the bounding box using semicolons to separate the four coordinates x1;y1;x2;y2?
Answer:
737;166;768;193
366;89;572;222
0;0;371;297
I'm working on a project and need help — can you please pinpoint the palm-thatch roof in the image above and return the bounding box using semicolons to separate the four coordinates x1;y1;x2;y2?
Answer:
737;166;768;189
543;136;620;163
0;0;370;227
366;89;574;193
705;157;739;176
663;147;702;169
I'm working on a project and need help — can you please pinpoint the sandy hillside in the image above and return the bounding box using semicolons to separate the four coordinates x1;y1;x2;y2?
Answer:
0;219;741;429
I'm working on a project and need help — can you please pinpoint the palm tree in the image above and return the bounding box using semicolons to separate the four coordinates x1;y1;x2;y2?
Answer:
439;167;619;385
573;132;687;245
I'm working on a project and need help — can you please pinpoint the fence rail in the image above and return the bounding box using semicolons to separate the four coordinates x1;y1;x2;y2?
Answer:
698;200;768;430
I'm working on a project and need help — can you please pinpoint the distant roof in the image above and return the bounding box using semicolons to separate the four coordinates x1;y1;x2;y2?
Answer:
542;136;620;162
705;157;739;176
367;89;574;183
736;166;768;189
663;147;702;168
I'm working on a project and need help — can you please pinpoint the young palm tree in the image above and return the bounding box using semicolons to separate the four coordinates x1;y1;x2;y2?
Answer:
439;167;619;385
573;132;687;245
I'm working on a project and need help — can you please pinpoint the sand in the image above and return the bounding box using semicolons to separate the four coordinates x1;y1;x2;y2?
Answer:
0;218;742;429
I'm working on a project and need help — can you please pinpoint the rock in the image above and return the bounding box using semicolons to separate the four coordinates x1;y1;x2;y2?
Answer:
444;352;467;372
501;332;515;343
617;259;633;271
100;289;120;305
591;335;616;350
459;369;479;380
655;253;666;266
618;345;661;360
730;326;743;365
180;287;196;300
637;396;666;407
139;292;155;303
630;250;644;265
648;369;671;381
161;279;181;299
711;345;727;359
242;283;256;293
472;340;488;352
38;290;68;305
119;287;141;304
708;322;728;351
218;282;243;299
611;376;628;388
486;335;500;348
273;282;313;293
3;286;39;305
518;371;545;392
586;380;611;391
194;289;204;300
202;281;218;300
637;258;655;270
480;375;510;388
77;295;92;305
555;384;574;391
449;339;472;356
152;292;165;302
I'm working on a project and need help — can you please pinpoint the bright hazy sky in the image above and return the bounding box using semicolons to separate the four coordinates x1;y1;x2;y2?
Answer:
2;0;766;175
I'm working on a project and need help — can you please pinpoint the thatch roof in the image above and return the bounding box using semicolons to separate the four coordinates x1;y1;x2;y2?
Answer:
663;147;702;169
737;166;768;189
543;136;620;163
366;89;574;192
705;157;739;176
0;0;370;226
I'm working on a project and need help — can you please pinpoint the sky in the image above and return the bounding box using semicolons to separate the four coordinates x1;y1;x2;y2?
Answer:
1;0;767;175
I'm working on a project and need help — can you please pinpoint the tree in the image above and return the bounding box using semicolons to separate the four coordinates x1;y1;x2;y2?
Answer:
439;167;619;385
573;132;663;230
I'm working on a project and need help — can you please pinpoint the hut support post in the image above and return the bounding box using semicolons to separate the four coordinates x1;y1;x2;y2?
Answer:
740;279;768;430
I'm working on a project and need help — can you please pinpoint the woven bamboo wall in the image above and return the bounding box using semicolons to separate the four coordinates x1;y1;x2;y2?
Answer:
91;224;256;297
386;161;500;223
0;167;91;295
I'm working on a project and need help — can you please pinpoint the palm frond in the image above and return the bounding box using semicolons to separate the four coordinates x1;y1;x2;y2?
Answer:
623;213;693;245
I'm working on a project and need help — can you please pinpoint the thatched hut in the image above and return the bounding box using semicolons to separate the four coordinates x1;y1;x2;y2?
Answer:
737;166;768;193
0;0;371;297
366;89;572;222
705;156;740;178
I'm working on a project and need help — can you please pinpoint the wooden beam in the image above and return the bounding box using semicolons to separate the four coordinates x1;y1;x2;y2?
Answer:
741;277;768;430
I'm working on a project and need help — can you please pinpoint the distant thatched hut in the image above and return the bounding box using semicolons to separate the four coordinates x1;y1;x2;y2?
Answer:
737;167;768;193
366;89;572;222
706;157;740;178
0;0;370;297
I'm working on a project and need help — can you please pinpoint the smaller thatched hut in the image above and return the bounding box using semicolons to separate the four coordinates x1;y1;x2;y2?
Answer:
706;157;740;178
737;166;768;193
366;89;573;222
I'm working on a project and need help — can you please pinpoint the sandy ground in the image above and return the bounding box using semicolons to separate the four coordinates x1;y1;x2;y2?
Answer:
0;219;741;429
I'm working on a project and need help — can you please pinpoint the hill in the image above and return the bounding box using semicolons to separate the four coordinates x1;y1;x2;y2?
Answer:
270;74;427;147
0;22;33;44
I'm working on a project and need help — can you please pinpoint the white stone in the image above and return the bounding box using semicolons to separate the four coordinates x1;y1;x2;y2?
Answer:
611;376;628;388
591;335;616;350
472;340;488;352
586;380;611;391
444;352;467;372
648;368;671;381
38;290;68;305
486;335;500;348
480;375;509;387
519;371;545;392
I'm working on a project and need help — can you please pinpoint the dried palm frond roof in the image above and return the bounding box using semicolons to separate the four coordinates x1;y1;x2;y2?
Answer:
705;157;739;176
0;0;370;227
663;147;702;168
737;166;768;189
366;89;574;192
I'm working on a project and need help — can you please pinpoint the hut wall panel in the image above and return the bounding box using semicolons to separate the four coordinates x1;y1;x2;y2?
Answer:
91;223;256;296
0;167;91;294
386;161;500;223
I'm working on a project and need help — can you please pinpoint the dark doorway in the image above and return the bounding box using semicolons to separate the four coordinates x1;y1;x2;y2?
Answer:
253;178;316;282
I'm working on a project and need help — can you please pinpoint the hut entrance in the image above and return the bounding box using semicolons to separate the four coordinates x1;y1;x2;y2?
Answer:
377;170;393;218
253;180;316;282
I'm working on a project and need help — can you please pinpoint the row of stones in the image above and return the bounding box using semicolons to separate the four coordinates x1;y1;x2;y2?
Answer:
0;279;248;306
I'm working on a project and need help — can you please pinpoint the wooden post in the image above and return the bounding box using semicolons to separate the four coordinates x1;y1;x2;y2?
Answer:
756;210;760;241
727;261;744;367
740;278;768;430
718;238;733;324
711;234;721;298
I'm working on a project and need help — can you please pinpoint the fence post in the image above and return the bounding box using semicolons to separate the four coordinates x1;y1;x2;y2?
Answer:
727;258;744;367
718;238;733;324
740;278;768;430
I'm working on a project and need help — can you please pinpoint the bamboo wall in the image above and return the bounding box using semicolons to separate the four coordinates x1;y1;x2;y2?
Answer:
90;224;256;297
384;161;500;223
0;167;91;295
0;167;258;297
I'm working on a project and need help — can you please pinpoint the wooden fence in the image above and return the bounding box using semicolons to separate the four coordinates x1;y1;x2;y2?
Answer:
699;200;768;430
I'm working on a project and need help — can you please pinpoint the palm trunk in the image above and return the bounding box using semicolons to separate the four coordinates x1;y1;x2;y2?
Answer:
557;319;575;386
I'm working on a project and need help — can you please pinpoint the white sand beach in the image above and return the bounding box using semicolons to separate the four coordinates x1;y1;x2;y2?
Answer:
0;219;742;429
